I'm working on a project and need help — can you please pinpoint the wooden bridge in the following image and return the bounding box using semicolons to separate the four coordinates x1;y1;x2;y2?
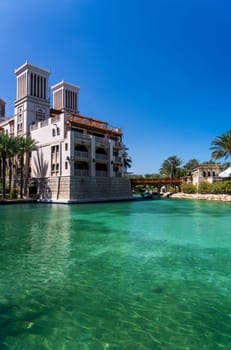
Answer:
130;178;183;189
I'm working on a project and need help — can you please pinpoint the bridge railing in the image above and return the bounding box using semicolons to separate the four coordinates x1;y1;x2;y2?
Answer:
130;178;183;187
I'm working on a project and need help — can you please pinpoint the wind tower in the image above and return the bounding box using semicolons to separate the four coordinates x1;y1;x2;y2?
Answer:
51;81;80;113
14;61;50;136
0;99;6;121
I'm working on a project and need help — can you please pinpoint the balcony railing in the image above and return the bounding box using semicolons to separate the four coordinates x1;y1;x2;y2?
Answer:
68;115;122;134
114;156;122;163
114;141;123;148
74;169;89;177
95;137;109;145
95;153;108;161
74;132;91;142
75;151;89;158
96;170;108;177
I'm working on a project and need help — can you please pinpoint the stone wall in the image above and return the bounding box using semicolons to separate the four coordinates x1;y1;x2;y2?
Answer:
171;193;231;202
34;176;132;203
69;176;132;202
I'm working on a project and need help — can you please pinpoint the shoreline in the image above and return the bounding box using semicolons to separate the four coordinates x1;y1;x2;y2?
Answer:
171;193;231;202
1;194;231;204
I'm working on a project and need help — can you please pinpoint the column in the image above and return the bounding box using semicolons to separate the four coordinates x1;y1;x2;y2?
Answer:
90;136;95;177
109;140;114;177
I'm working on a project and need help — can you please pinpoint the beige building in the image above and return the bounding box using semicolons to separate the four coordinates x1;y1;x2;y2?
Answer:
191;164;221;188
0;61;132;203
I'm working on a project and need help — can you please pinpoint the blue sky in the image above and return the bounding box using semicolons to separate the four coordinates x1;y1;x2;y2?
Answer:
1;0;231;174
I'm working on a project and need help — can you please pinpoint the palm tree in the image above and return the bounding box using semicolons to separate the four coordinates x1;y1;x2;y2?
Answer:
183;159;200;175
0;134;10;198
220;162;231;172
160;155;183;178
0;134;18;198
7;136;18;194
201;160;216;164
210;130;231;161
17;136;38;199
122;146;132;170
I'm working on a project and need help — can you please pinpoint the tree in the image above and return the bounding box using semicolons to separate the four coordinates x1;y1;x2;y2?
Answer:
7;136;18;194
183;159;200;175
0;134;18;198
201;160;216;164
210;130;231;161
144;173;161;178
159;156;183;178
122;146;132;170
220;162;231;172
0;134;10;198
17;136;38;199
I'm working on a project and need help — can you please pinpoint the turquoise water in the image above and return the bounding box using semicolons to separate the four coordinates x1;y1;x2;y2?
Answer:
0;199;231;350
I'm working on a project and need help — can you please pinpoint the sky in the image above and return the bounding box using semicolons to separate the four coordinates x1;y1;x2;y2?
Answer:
0;0;231;175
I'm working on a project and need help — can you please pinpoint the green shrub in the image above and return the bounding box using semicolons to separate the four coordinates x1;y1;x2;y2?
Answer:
9;188;18;199
198;182;213;194
168;186;179;193
218;181;231;194
208;181;231;194
181;183;197;194
211;182;225;194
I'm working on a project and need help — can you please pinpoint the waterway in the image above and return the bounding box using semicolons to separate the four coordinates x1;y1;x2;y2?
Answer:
0;199;231;349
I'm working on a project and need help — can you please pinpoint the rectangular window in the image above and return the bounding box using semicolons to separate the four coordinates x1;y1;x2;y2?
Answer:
65;161;68;170
51;145;59;153
17;123;23;132
65;143;68;151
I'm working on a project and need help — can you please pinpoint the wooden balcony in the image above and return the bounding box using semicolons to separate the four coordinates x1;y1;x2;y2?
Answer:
68;114;122;136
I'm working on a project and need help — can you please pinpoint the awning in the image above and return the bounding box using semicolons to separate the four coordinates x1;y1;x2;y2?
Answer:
219;166;231;178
